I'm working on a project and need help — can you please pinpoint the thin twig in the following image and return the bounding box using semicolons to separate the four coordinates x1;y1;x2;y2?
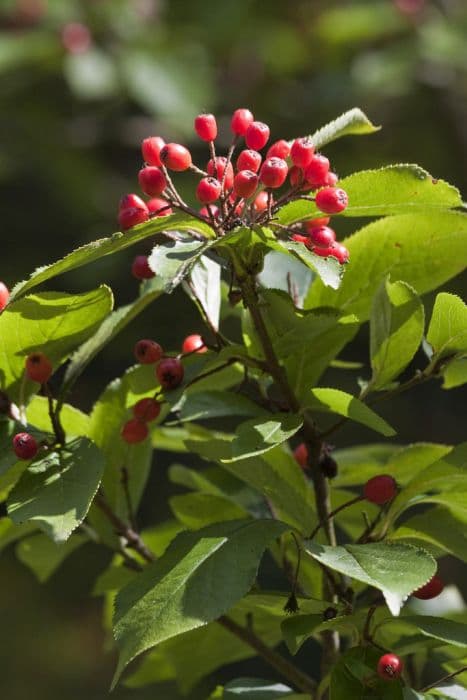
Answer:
309;495;364;540
42;382;66;446
420;665;467;693
94;492;155;563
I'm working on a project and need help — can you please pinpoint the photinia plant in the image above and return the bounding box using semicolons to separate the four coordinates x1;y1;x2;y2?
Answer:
1;107;467;699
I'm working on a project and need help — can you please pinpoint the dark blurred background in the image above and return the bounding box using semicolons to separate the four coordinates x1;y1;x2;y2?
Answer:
1;0;466;697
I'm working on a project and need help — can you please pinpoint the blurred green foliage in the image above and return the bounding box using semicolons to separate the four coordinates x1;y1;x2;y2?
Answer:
0;0;466;697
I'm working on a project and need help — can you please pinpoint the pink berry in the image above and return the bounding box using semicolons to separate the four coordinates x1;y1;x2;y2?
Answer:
290;137;315;168
196;177;222;204
121;419;148;444
194;113;217;141
377;654;403;681
304;154;330;188
61;22;91;54
138;166;166;196
291;233;309;245
294;443;309;469
13;432;38;460
131;255;155;280
119;207;149;230
160;143;192;171
0;282;9;312
236;149;262;173
330;242;349;264
142;136;165;167
156;357;184;390
315;187;348;214
308;225;336;248
267;139;291;160
253;191;269;212
147;197;172;216
363;475;397;505
134;339;163;364
260;157;288;189
182;334;207;354
119;193;147;212
231;108;254;136
304;217;330;231
25;352;53;384
413;574;444;600
132;398;161;422
207;157;234;190
233;170;259;198
326;171;339;186
245;121;270;150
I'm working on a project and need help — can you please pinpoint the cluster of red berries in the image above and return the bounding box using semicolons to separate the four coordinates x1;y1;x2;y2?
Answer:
118;107;350;273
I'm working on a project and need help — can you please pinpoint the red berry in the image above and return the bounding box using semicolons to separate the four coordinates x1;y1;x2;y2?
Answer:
289;166;304;188
199;205;220;220
236;149;262;173
290;137;315;168
132;398;161;422
121;419;148;444
413;574;444;600
377;654;403;681
119;193;147;212
196;177;222;204
267;139;291;160
147;197;172;216
233;170;259;199
311;245;336;258
25;352;53;384
131;255;155;280
326;171;339;186
330;242;350;264
13;432;38;460
138;166;167;196
207;157;234;190
308;225;336;248
304;217;330;231
61;22;91;54
315;187;348;214
134;339;163;364
156;357;184;390
294;443;309;469
142;136;165;167
231;108;254;136
253;191;269;212
291;233;309;245
0;282;9;312
119;207;149;230
182;334;207;354
194;113;217;141
160;143;192;171
304;154;330;188
260;157;288;188
363;475;397;505
245;121;270;150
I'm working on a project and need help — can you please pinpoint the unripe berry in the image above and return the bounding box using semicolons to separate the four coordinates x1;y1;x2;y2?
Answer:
132;397;161;422
315;187;348;214
253;191;269;212
182;334;207;354
121;419;148;444
304;217;330;231
207;157;234;190
0;282;9;312
194;113;217;141
147;197;172;216
196;177;222;204
294;442;308;469
119;193;147;212
231;108;254;136
119;207;149;230
363;474;397;505
233;170;259;199
25;352;53;384
304;154;330;188
260;157;288;188
326;171;339;186
267;139;291;160
245;121;270;150
142;136;165;167
236;149;262;173
331;242;350;264
160;143;192;171
413;574;444;600
138;166;167;196
131;255;155;280
134;339;163;364
13;432;38;460
290;137;315;168
308;225;336;248
377;654;403;681
156;357;184;390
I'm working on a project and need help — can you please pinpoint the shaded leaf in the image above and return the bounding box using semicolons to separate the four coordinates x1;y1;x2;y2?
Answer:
15;532;87;582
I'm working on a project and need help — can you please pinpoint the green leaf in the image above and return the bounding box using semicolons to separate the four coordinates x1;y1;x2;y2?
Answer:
427;293;467;362
258;251;312;308
306;212;467;322
304;387;395;436
310;107;380;150
148;235;213;294
381;616;467;649
7;437;104;543
442;358;467;389
0;518;37;553
225;413;303;462
278;240;343;290
175;390;266;423
281;611;361;655
25;396;89;436
305;541;436;615
392;507;467;562
10;214;213;301
330;646;404;700
170;493;249;529
370;278;425;390
112;519;288;686
223;678;307;699
333;443;400;487
185;255;221;331
15;532;86;582
0;287;113;403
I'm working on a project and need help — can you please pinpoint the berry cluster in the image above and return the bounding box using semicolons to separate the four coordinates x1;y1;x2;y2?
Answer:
118;108;350;274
